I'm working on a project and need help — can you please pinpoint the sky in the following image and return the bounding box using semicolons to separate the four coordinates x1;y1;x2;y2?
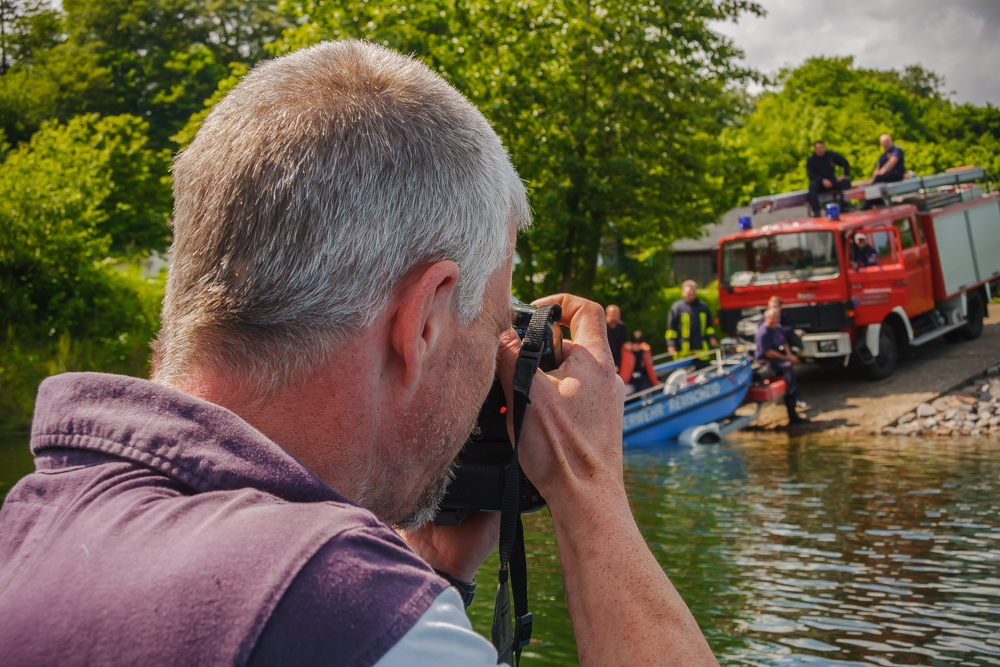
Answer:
710;0;1000;106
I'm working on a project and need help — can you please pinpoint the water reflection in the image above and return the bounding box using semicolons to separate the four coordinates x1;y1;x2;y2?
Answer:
716;434;1000;667
471;434;1000;666
3;432;999;666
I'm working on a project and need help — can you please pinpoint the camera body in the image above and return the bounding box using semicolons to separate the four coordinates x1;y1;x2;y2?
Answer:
435;303;562;525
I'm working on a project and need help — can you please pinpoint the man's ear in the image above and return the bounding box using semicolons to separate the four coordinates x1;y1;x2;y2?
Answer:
390;261;461;388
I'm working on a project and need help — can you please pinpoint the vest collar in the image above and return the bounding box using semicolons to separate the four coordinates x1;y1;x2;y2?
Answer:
30;372;344;504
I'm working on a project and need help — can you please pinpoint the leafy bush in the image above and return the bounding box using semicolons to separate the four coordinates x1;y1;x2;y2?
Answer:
0;113;170;340
0;114;169;430
0;264;164;431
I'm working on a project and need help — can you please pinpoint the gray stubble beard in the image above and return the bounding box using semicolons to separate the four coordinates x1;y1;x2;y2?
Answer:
392;459;458;531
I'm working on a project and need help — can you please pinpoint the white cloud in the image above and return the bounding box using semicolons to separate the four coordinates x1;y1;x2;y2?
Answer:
711;0;1000;106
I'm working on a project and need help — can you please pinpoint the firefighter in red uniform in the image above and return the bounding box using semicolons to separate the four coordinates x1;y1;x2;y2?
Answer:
666;280;717;363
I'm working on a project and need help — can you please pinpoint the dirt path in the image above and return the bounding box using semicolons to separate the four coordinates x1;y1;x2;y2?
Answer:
738;303;1000;434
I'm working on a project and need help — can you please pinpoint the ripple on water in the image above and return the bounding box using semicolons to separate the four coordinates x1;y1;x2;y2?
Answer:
687;434;1000;667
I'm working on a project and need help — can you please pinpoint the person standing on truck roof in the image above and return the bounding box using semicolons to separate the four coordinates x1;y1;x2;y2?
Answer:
606;304;627;371
755;307;810;425
806;140;852;217
667;280;717;363
871;134;906;184
619;331;659;395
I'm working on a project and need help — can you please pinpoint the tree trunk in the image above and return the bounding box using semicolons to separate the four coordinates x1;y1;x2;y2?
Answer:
574;209;605;297
515;234;535;302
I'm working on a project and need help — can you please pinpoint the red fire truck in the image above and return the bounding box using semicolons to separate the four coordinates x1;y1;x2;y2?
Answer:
716;166;1000;379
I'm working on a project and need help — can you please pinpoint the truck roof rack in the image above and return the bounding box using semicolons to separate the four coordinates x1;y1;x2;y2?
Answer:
750;166;990;215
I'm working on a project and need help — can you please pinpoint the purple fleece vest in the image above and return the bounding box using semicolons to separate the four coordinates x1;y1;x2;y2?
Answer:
0;373;447;666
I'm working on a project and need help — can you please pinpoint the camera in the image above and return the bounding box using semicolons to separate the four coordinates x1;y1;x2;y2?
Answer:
435;303;562;526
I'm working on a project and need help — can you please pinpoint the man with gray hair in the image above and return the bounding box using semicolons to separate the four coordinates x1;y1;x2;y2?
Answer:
755;307;809;424
0;41;718;666
871;134;905;184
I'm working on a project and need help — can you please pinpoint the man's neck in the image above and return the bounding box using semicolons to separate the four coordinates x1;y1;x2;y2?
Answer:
174;351;382;504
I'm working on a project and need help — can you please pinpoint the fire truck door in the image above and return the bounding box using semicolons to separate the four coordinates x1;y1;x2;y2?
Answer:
847;227;909;326
892;215;934;316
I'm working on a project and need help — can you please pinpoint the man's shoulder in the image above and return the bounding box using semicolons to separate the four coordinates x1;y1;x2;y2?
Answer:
0;458;437;667
249;518;448;667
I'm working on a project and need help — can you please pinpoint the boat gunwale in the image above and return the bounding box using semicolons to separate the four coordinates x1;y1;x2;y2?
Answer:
624;355;753;411
622;356;753;438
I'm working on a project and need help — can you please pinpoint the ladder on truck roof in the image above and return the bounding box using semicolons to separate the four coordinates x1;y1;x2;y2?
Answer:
750;166;992;215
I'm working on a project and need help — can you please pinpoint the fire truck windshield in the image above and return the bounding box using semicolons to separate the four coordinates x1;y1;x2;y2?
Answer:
722;231;841;287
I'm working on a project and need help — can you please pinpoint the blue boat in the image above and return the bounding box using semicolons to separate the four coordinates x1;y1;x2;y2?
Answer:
622;354;754;446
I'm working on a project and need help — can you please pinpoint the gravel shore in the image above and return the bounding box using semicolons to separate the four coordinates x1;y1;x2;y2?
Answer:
882;374;1000;437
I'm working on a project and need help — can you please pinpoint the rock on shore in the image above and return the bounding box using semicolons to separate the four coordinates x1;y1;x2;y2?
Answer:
882;375;1000;437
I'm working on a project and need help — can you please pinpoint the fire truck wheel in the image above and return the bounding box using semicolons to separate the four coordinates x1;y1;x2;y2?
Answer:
864;325;899;381
960;290;985;341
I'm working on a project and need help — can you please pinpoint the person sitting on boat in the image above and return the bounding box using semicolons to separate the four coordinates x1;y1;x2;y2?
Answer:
755;307;810;425
767;296;803;352
763;297;808;410
619;331;659;395
606;304;627;372
852;232;879;268
0;41;719;667
667;280;717;366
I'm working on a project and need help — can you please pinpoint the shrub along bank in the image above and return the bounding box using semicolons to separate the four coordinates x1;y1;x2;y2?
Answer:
0;115;168;430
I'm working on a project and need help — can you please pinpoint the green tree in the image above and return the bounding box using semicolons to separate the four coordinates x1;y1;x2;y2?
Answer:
0;0;61;73
731;57;1000;196
0;0;289;147
275;0;762;301
0;113;171;339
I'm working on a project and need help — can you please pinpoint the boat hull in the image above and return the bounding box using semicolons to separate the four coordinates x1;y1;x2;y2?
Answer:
623;357;753;446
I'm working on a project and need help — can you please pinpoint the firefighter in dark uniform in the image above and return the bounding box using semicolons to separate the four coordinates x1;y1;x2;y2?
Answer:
806;140;851;217
666;280;717;362
755;307;809;424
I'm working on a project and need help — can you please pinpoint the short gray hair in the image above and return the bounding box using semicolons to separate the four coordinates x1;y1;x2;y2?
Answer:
153;40;529;395
764;307;780;320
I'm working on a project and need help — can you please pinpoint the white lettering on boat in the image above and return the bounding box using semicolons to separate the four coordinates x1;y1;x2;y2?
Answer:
623;382;723;431
667;382;722;413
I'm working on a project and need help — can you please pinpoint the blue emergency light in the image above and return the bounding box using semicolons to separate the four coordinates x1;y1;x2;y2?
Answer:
825;203;840;220
738;215;753;230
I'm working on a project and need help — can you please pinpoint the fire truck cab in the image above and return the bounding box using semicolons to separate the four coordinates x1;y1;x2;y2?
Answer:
717;168;1000;380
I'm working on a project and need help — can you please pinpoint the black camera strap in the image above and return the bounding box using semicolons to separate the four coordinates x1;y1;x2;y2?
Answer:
491;304;556;666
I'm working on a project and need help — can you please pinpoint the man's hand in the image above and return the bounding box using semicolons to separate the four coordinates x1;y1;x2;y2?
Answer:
496;294;625;506
788;352;800;365
709;336;718;348
822;178;833;188
497;294;718;667
399;511;500;583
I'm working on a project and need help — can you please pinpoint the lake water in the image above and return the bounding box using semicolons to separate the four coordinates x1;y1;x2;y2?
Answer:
2;433;999;665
